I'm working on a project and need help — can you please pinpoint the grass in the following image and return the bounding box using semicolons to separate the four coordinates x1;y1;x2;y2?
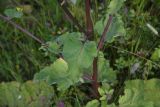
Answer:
0;0;68;82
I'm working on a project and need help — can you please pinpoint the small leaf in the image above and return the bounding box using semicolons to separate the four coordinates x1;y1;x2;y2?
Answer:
86;99;100;107
4;8;23;18
98;87;105;96
108;0;125;14
47;41;60;54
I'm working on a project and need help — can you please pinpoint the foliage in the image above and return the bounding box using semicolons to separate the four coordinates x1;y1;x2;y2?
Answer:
0;0;160;107
0;0;65;81
86;79;160;107
4;8;23;18
85;82;115;107
34;32;97;90
34;0;125;91
119;79;160;107
151;47;160;61
0;81;54;107
98;51;117;83
94;0;126;43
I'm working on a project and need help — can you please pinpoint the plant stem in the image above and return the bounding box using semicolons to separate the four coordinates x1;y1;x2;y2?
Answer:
0;14;44;44
92;15;113;98
57;0;86;34
92;57;99;98
97;15;113;51
85;0;93;40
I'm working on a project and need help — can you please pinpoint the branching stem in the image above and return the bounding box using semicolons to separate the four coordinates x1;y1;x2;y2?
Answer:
92;15;113;98
97;15;113;51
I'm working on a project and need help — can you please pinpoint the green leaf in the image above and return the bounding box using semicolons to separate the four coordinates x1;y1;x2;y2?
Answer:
77;41;97;68
59;32;97;90
47;41;60;54
34;66;54;84
35;32;97;91
0;81;53;107
98;87;105;96
119;79;160;107
95;14;125;43
94;0;125;43
61;33;83;62
62;33;97;68
4;8;23;18
62;33;97;87
151;48;160;61
108;0;125;14
86;99;100;107
34;58;69;86
98;52;117;83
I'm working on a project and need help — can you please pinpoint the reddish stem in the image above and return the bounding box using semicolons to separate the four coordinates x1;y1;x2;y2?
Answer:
92;57;99;98
92;15;113;98
85;0;93;40
97;15;113;51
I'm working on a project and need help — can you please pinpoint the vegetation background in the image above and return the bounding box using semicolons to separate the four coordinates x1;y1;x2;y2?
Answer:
0;0;160;107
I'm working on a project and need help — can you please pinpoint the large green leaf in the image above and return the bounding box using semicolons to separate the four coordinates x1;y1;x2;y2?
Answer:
35;32;97;91
78;41;97;68
62;36;97;69
61;33;97;67
119;79;160;107
61;33;97;89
